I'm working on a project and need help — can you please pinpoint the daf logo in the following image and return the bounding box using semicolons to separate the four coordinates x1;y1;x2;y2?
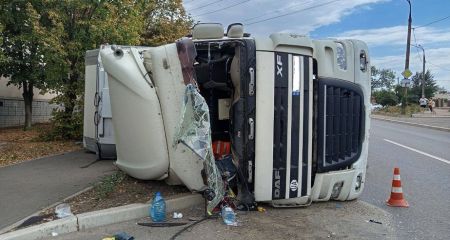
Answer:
276;55;283;77
274;170;281;198
290;179;298;192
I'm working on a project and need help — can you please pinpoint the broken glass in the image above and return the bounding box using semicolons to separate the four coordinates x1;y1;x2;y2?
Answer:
174;84;225;213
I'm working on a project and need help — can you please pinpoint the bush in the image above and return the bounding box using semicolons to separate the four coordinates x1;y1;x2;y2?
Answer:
39;109;83;141
376;104;421;116
372;90;399;106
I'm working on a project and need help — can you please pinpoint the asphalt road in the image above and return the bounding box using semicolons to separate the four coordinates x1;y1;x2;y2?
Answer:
0;151;116;230
362;119;450;240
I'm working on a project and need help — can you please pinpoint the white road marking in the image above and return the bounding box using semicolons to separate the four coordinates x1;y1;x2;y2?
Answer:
384;139;450;165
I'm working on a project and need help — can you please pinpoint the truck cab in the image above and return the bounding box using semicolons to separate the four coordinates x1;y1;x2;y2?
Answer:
95;23;370;207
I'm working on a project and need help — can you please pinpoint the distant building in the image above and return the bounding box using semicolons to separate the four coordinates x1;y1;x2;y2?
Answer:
0;77;58;128
433;91;450;107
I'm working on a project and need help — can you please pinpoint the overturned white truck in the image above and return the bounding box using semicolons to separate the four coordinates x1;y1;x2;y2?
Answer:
92;23;371;208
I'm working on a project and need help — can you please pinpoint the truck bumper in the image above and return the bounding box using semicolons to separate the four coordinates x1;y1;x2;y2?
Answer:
311;167;365;202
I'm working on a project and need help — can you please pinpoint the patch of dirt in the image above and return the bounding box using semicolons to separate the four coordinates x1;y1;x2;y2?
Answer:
15;171;191;230
64;173;190;215
0;124;81;167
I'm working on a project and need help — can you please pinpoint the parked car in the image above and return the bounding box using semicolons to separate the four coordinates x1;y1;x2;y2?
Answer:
371;103;383;111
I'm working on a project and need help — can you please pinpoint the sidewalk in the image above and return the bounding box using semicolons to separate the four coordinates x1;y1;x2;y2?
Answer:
54;201;394;240
0;151;116;230
372;108;450;131
411;107;450;118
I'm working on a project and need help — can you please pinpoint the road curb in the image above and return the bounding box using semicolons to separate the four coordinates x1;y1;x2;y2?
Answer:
77;203;148;231
0;186;94;235
371;116;450;132
0;194;203;240
0;216;78;240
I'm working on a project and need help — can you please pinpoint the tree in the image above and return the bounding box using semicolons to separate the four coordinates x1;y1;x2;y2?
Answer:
371;66;396;92
410;70;438;101
38;0;146;139
1;0;192;136
140;0;193;46
40;0;191;139
0;22;4;62
0;1;57;129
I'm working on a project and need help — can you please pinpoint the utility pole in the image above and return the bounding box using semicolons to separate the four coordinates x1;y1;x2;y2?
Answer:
412;44;426;97
402;0;412;115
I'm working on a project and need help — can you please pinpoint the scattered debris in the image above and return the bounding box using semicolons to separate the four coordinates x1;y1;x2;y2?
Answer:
150;192;166;222
104;232;134;240
236;202;257;211
55;203;73;218
368;219;383;224
257;206;266;212
173;212;183;219
221;206;238;226
137;222;188;227
16;214;53;229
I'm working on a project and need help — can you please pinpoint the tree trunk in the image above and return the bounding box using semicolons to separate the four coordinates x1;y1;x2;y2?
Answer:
64;67;78;117
22;81;34;130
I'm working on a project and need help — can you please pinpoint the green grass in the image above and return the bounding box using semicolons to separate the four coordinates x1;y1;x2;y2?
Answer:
95;171;127;199
374;104;421;117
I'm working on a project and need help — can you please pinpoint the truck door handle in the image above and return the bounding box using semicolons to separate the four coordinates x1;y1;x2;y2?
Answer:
249;67;255;96
248;118;254;140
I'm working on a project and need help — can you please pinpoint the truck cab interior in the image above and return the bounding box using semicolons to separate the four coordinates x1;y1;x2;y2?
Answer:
187;23;257;204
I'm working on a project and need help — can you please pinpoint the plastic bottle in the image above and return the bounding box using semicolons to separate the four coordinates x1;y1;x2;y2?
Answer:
150;192;166;222
221;206;237;226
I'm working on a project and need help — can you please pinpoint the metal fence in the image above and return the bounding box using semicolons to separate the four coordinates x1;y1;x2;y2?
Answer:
0;98;58;128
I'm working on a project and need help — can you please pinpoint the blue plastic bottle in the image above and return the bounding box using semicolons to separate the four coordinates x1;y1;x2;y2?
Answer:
221;206;237;226
150;192;166;222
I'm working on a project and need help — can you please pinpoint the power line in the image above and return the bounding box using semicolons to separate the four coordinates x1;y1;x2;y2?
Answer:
427;61;450;72
241;0;314;22
414;14;450;29
246;0;340;26
411;29;423;63
187;0;223;12
410;43;450;73
185;0;211;4
376;14;450;35
194;0;251;17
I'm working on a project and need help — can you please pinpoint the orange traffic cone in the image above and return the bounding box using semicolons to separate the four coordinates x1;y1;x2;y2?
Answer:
386;167;409;207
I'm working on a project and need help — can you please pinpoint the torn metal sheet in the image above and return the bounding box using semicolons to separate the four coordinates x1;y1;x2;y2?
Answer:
174;84;225;213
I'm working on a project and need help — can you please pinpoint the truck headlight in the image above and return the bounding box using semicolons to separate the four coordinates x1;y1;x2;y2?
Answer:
355;174;362;191
331;181;344;199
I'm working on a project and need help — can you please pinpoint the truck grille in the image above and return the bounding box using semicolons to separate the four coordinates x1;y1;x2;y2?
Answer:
316;78;364;173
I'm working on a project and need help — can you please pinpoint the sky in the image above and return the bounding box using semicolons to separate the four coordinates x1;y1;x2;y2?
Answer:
183;0;450;90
